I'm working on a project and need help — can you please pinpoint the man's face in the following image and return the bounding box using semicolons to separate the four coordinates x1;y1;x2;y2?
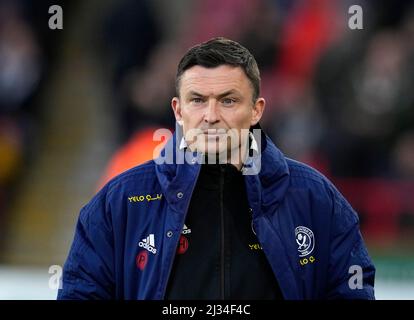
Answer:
172;65;265;159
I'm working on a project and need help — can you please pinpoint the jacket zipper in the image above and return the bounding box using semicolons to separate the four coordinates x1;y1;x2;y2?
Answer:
160;163;202;299
220;165;225;300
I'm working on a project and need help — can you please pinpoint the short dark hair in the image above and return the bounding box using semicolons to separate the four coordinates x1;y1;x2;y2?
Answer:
175;37;261;102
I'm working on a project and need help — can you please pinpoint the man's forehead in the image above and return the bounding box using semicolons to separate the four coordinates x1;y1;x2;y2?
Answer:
180;65;250;94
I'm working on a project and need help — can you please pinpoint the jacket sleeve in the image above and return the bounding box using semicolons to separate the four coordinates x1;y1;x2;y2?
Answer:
326;190;376;299
57;191;115;299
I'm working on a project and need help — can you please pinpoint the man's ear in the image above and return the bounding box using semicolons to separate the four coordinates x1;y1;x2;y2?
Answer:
250;98;265;126
171;97;183;125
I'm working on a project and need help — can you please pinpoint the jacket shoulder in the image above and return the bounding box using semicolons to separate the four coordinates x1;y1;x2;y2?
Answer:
103;160;158;195
285;158;355;212
285;158;359;225
82;160;158;214
285;158;330;187
77;160;159;228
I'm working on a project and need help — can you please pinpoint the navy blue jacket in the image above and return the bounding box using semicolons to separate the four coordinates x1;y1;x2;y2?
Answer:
58;130;375;299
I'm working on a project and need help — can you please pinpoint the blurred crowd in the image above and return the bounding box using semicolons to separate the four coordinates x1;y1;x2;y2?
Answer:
0;0;58;242
0;0;413;247
100;0;414;177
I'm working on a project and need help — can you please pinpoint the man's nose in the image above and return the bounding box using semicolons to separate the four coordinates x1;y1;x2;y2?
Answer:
204;100;220;124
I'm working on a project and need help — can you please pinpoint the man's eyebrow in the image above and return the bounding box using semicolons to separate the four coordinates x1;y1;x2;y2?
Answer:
187;91;206;98
216;89;240;99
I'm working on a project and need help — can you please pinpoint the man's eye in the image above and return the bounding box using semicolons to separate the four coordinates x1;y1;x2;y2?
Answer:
222;98;235;106
191;98;204;104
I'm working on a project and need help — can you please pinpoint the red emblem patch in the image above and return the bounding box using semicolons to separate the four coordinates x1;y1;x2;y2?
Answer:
177;235;189;254
136;250;148;270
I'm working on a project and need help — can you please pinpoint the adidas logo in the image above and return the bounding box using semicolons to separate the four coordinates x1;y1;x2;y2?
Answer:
182;224;192;235
138;234;157;254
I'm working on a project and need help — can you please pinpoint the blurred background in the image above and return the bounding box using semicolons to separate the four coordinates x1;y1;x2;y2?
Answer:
0;0;413;299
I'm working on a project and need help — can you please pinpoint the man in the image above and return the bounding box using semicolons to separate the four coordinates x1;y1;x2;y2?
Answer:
58;37;375;299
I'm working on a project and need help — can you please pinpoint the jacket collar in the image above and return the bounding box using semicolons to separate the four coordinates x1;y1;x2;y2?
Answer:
154;122;290;215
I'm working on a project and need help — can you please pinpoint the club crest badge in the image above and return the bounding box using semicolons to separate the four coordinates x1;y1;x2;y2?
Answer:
295;226;315;257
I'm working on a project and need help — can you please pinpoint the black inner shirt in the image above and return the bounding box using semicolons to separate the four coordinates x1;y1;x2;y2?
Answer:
165;163;284;300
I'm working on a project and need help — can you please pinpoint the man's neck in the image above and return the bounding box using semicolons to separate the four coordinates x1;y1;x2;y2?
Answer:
203;142;249;171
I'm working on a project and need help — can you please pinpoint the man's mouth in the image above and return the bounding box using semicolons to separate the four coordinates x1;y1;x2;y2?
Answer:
202;130;228;140
202;129;227;135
